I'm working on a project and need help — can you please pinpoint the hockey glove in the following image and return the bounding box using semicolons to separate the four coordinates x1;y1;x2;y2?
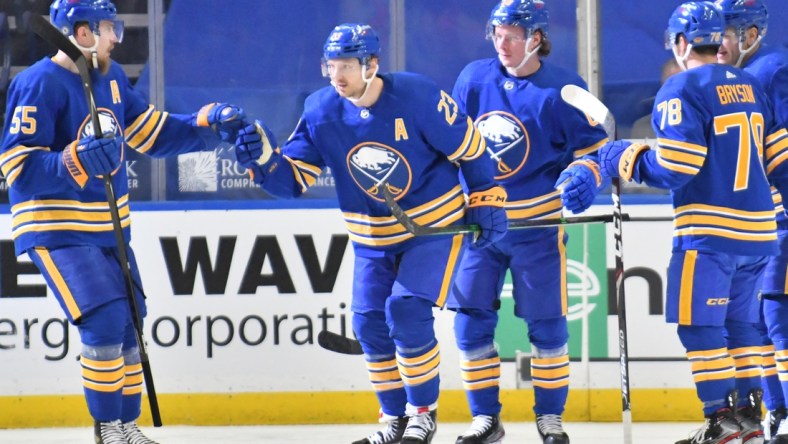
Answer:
555;160;602;214
466;185;508;249
61;134;123;189
598;140;650;182
192;102;247;142
235;120;281;185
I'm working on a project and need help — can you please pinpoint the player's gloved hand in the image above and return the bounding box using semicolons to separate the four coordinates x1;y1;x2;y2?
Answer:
61;133;123;189
192;102;247;143
555;160;602;214
466;186;508;249
234;120;280;185
598;140;650;181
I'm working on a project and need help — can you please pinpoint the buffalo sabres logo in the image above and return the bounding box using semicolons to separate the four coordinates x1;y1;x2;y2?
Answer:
78;108;123;140
347;142;412;201
476;111;529;180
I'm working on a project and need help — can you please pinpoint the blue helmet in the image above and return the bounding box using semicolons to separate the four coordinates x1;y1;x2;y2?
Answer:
50;0;123;41
323;23;380;64
716;0;768;39
486;0;549;39
665;1;725;49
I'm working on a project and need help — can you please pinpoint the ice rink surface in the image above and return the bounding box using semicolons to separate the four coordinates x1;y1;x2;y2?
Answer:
0;421;699;443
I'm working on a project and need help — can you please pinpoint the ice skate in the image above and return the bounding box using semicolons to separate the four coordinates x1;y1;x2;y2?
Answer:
455;414;504;444
771;413;788;444
735;389;764;444
352;415;408;444
536;414;569;444
765;407;787;443
675;407;742;444
94;420;129;444
122;421;160;444
401;410;437;444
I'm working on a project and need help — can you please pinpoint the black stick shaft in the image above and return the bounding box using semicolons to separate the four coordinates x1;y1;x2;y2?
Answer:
612;177;632;441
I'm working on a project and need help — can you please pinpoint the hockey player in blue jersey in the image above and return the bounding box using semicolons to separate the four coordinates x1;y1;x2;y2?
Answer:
0;1;245;443
598;2;788;443
233;23;507;444
448;1;609;443
717;0;788;441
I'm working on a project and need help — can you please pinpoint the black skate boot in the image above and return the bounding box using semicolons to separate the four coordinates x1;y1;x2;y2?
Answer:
767;407;787;443
455;414;505;444
536;414;569;444
401;410;437;444
676;392;742;444
122;421;160;444
94;419;129;444
352;415;408;444
735;389;764;444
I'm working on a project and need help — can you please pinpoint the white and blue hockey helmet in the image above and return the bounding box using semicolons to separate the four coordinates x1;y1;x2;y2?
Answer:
322;23;380;63
50;0;124;42
486;0;549;40
665;1;725;50
716;0;768;39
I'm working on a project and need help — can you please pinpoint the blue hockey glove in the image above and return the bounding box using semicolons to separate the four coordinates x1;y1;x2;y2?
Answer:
465;186;508;249
598;140;650;181
555;160;602;214
234;120;280;185
192;102;247;142
61;134;123;189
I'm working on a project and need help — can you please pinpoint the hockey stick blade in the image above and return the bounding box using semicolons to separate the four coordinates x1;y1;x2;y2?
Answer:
381;183;629;236
317;330;364;355
560;84;615;140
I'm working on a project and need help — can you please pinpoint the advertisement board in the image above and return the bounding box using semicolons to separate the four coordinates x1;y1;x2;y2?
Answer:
0;204;697;424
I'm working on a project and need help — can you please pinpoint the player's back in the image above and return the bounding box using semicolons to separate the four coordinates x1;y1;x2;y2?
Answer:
655;63;777;256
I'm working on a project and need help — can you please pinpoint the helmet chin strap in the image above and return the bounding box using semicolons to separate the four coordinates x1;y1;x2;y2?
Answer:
735;34;762;68
671;43;692;72
505;38;540;76
347;64;379;105
68;33;100;69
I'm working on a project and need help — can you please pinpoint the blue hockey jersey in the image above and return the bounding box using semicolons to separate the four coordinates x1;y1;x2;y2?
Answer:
0;57;209;254
260;72;492;251
634;63;788;255
452;59;609;240
743;45;788;230
744;45;788;132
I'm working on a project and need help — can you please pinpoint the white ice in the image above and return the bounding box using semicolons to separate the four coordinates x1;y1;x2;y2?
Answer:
0;421;699;443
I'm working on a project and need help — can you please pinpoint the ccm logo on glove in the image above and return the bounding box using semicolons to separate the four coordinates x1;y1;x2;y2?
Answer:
468;187;507;207
618;143;650;181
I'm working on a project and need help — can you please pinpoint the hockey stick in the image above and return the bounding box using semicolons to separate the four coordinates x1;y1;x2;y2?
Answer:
560;83;632;443
29;14;163;427
317;330;364;355
381;185;628;236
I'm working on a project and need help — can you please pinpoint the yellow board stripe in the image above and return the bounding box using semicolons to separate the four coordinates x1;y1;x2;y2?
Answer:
0;388;710;427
